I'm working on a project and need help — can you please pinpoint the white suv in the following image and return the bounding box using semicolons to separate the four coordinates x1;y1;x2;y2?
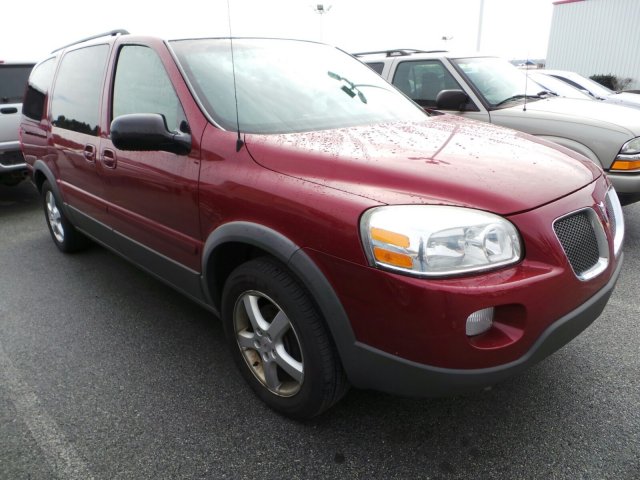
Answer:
0;61;34;185
356;50;640;202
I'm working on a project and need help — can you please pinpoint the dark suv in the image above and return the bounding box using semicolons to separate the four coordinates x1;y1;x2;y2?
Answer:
0;61;34;185
21;31;624;418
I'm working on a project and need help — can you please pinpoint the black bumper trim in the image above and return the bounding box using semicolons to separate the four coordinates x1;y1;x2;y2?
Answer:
345;255;623;396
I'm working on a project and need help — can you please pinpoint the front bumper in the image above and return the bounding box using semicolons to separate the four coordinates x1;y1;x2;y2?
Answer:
343;255;621;396
606;170;640;195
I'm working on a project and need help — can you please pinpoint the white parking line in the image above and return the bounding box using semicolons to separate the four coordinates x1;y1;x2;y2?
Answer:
0;341;94;480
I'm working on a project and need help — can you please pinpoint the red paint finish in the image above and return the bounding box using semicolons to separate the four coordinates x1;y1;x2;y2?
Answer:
302;180;618;369
21;34;621;382
198;124;376;265
244;117;600;215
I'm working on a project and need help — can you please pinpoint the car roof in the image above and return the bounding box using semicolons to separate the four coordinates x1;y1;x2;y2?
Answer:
354;50;498;62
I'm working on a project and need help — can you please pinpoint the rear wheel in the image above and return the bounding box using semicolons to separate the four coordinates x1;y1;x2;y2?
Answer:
42;181;90;253
221;257;348;419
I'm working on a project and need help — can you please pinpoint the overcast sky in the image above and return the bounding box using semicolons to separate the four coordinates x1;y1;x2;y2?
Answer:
2;0;554;62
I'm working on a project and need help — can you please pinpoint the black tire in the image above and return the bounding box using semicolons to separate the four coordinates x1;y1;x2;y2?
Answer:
221;257;348;419
41;180;90;253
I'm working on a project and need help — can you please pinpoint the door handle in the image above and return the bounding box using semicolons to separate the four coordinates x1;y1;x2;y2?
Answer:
1;107;18;114
83;144;96;163
23;129;47;139
102;149;117;169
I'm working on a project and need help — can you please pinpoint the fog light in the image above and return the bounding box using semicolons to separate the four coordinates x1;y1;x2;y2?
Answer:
466;307;494;336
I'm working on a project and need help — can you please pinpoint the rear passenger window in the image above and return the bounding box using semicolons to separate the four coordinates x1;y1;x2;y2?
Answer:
23;58;55;121
392;60;463;108
112;45;186;133
0;64;33;104
51;45;109;136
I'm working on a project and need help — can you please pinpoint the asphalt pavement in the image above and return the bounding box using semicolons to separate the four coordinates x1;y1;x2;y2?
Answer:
1;181;639;480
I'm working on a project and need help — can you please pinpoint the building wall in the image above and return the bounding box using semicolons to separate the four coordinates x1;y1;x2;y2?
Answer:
546;0;640;90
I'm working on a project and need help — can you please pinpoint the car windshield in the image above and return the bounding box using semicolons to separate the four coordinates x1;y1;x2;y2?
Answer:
529;72;592;99
561;73;614;97
0;64;33;104
451;57;544;108
170;38;427;134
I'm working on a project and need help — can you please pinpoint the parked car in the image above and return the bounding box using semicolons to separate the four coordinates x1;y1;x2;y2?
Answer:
542;69;640;109
356;50;640;202
527;71;593;100
22;32;624;418
0;61;34;185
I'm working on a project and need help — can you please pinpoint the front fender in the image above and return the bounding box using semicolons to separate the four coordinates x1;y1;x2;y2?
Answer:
535;135;602;167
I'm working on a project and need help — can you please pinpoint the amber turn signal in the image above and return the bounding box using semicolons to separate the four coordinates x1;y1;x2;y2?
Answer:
611;159;640;171
373;247;413;268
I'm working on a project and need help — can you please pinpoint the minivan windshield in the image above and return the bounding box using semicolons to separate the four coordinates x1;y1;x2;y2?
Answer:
170;38;427;134
0;64;34;104
452;57;545;109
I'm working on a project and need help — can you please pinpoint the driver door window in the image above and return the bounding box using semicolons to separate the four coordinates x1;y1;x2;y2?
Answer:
392;60;463;108
112;46;186;132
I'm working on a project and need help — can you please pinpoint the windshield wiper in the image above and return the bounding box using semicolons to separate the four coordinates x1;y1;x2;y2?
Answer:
328;71;368;104
494;93;544;107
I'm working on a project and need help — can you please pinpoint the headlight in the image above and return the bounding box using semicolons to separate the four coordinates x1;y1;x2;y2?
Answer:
612;137;640;171
360;205;522;277
620;137;640;155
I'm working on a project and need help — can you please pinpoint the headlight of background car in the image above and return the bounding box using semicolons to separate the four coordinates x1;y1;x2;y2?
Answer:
612;136;640;171
360;205;523;277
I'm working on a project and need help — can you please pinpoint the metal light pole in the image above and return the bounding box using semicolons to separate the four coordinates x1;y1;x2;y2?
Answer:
312;4;332;42
476;0;485;51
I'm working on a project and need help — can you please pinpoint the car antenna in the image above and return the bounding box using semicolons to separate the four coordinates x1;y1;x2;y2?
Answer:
227;0;244;152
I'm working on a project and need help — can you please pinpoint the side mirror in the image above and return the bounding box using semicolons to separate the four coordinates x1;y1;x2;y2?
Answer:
111;113;191;155
436;89;470;111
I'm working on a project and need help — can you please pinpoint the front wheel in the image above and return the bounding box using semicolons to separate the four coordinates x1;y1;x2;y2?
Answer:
42;181;90;253
221;257;348;419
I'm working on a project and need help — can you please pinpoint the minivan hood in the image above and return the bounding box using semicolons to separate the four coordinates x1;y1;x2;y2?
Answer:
244;116;601;215
503;97;640;136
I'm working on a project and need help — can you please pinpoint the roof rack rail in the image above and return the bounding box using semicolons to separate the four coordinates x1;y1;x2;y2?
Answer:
353;49;448;57
51;29;130;53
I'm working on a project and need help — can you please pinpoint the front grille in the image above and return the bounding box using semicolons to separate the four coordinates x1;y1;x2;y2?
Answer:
0;150;25;167
554;211;600;277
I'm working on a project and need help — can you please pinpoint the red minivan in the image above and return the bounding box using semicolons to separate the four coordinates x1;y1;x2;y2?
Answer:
21;31;624;419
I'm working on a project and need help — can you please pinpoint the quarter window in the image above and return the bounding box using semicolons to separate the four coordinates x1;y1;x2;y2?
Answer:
51;45;109;136
23;58;55;121
112;45;186;133
366;62;384;75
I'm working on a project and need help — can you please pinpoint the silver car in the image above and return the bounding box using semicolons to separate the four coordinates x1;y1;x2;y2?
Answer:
542;69;640;110
0;62;34;185
357;51;640;201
